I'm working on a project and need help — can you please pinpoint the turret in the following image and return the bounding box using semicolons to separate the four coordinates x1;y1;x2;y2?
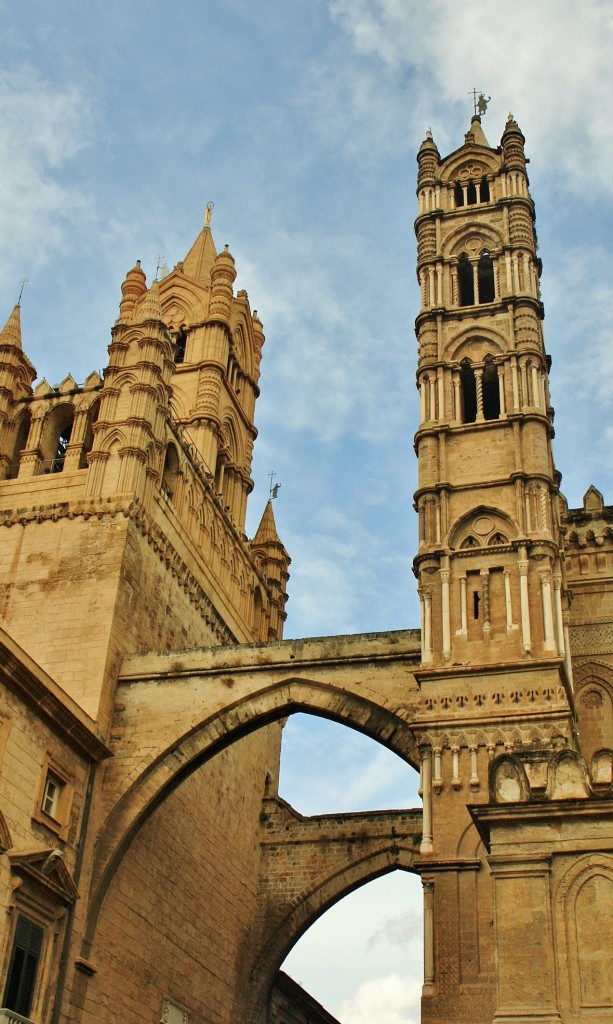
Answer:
250;500;290;641
0;305;36;476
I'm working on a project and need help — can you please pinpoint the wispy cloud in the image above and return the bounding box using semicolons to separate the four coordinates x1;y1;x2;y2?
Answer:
336;972;422;1024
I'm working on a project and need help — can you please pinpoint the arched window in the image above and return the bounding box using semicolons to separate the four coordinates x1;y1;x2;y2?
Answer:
174;328;187;365
467;180;477;205
482;357;500;420
162;443;179;501
480;176;490;202
478;250;495;303
9;410;31;477
39;404;75;474
460;358;477;423
79;399;100;469
454;182;464;207
458;253;474;306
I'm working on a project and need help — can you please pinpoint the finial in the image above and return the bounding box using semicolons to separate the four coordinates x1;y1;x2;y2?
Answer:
468;88;491;117
426;127;432;139
154;254;165;281
268;470;281;500
17;277;28;306
205;201;214;228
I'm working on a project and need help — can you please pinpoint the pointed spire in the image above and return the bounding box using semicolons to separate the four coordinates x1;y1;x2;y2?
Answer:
0;305;22;349
253;500;282;546
182;208;218;282
136;279;165;324
465;115;490;148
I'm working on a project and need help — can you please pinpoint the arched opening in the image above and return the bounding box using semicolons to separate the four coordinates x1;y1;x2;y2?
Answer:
83;695;420;1024
458;253;474;306
79;398;100;469
460;358;477;423
482;357;500;420
454;182;464;208
275;716;422;1019
9;409;31;477
467;180;477;205
480;176;490;203
174;327;187;365
478;250;495;303
39;404;75;474
161;442;180;501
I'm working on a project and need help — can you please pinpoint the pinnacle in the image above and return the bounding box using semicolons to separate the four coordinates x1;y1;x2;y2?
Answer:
253;500;282;546
0;305;22;348
137;279;165;324
182;221;218;282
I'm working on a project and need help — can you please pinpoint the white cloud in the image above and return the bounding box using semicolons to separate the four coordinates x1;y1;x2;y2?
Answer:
329;0;613;195
0;67;93;278
336;972;421;1024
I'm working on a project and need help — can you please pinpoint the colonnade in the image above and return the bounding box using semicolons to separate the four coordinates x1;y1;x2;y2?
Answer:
418;353;548;426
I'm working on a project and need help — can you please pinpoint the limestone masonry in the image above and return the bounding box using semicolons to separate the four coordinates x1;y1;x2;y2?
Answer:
0;114;611;1024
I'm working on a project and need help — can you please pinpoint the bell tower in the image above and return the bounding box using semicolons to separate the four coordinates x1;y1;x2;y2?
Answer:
411;114;578;1024
414;112;570;673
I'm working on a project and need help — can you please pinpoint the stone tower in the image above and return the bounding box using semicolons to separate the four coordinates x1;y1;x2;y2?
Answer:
412;115;578;1023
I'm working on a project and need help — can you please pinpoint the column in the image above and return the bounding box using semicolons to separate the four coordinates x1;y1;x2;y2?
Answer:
472;261;480;305
451;266;458;305
531;364;540;409
441;568;451;661
437;371;444;423
504;571;514;632
505;251;512;293
428;267;435;307
563;614;575;690
497;364;506;417
433;747;443;793
420;749;433;853
518;549;532;654
422;879;435;996
452;372;461;422
451;746;461;789
511;356;520;412
436;264;443;306
480;568;491;637
475;368;484;421
512;254;520;294
540;572;556;652
420;379;427;423
469;746;479;790
420;269;427;308
459;576;467;634
429;376;436;421
552;574;565;656
423;589;433;664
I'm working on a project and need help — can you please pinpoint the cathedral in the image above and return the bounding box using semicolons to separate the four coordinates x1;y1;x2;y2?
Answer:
0;112;611;1024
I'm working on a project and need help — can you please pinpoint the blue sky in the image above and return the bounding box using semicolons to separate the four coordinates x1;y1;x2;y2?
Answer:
3;1;613;1020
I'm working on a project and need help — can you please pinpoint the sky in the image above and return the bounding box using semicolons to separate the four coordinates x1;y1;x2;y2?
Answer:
3;1;613;1020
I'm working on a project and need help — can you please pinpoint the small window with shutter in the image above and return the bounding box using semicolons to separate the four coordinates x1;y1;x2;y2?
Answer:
3;914;44;1018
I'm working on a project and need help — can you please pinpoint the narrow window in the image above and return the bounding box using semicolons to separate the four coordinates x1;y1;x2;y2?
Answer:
478;250;495;303
174;328;187;365
473;592;480;619
52;424;72;473
162;444;180;501
79;399;100;469
458;253;474;306
3;915;44;1018
9;410;31;478
467;180;477;205
460;359;477;423
480;176;490;202
41;773;62;819
482;358;500;420
454;182;464;207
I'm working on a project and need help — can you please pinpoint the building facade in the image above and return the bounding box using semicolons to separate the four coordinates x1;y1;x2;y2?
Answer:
0;114;611;1024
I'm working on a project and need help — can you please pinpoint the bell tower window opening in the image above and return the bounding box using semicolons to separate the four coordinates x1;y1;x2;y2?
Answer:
458;253;474;306
467;180;477;205
473;591;480;619
454;182;464;207
478;250;495;304
174;327;187;365
53;423;72;473
480;176;490;202
460;359;477;423
482;358;500;420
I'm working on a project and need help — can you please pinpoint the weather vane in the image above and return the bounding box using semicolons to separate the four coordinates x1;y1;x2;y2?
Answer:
154;254;166;281
268;470;281;500
205;201;214;228
469;89;491;117
17;277;28;305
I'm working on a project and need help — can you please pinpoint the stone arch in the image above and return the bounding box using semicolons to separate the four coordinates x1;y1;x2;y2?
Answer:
489;753;530;802
38;401;75;472
555;853;613;1013
84;678;417;955
448;506;517;551
448;328;507;362
248;849;418;1024
574;662;613;763
443;224;502;261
